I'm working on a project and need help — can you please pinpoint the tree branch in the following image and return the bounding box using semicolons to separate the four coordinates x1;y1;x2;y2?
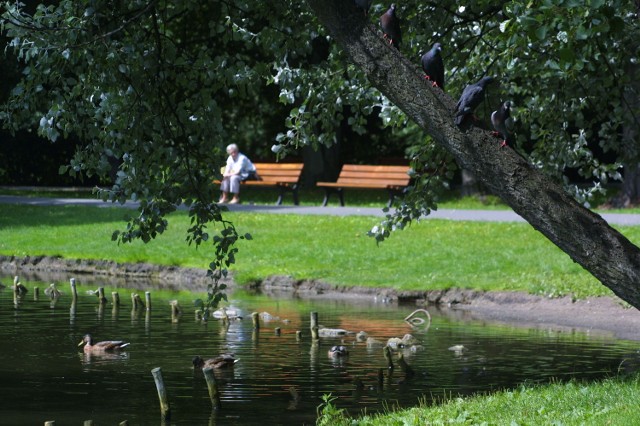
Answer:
307;0;640;309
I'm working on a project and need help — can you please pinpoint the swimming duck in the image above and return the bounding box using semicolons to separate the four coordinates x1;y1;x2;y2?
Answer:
192;354;238;369
78;334;130;352
328;345;349;357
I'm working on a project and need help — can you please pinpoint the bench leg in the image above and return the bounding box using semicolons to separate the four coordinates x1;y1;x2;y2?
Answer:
275;188;284;206
387;189;401;208
292;186;300;206
338;189;345;207
321;189;331;207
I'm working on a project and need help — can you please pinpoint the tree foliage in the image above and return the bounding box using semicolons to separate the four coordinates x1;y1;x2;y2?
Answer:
1;1;639;304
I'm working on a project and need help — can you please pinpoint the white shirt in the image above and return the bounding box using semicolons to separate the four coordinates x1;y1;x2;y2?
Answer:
225;152;256;180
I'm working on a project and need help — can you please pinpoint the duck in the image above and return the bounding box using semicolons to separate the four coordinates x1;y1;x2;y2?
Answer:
328;345;349;357
44;283;61;298
192;354;238;369
78;334;130;352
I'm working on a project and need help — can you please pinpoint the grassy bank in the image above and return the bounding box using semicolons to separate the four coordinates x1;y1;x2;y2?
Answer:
318;374;640;425
1;203;640;299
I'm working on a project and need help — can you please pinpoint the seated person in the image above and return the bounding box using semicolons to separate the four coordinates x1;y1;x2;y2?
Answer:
218;143;256;204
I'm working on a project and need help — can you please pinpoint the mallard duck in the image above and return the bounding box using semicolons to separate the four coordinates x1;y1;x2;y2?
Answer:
78;334;130;352
192;354;238;369
328;345;349;357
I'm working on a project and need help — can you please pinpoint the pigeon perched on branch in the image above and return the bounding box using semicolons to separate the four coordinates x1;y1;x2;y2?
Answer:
421;43;444;90
354;0;372;16
491;101;514;147
454;76;495;127
380;4;402;49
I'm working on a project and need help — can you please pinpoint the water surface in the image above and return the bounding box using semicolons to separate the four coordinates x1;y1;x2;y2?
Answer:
0;274;637;425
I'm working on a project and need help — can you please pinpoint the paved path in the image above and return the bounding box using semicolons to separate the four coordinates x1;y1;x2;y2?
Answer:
2;194;640;225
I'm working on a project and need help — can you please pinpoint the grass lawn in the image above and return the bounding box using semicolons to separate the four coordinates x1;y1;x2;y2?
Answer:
1;203;639;299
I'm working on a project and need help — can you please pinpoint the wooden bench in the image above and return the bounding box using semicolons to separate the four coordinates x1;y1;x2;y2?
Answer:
236;163;304;205
316;164;411;207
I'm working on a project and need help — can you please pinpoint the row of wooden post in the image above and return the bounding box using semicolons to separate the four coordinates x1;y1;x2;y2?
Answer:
13;276;160;312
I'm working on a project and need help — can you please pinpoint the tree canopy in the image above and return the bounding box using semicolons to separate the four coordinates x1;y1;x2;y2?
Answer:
1;1;640;307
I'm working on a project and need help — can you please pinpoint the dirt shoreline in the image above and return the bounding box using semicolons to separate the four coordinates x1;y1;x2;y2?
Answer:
2;255;640;341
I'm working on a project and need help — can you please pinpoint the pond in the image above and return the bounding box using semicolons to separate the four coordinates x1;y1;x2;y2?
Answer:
1;273;638;425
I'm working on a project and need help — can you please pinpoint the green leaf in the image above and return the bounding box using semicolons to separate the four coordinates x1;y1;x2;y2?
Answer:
535;26;548;41
575;26;590;40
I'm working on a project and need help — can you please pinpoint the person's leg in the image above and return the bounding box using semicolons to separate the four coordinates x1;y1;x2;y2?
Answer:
229;175;242;203
219;178;230;203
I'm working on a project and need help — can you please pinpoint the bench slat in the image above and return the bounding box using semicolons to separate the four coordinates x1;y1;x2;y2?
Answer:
335;172;409;180
339;164;409;173
316;164;410;207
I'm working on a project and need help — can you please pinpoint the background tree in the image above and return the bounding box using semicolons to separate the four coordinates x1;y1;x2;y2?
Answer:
1;1;640;307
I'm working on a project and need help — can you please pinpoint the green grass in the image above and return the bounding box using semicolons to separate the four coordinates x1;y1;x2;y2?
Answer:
1;203;639;299
318;374;640;425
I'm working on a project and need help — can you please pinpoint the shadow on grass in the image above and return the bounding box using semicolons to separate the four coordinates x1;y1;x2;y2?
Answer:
0;204;133;228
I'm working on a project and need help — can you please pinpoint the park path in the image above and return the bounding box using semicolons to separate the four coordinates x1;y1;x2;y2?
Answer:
2;194;640;225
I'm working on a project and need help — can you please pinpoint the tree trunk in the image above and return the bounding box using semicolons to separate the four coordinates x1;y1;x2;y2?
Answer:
307;0;640;309
460;169;481;197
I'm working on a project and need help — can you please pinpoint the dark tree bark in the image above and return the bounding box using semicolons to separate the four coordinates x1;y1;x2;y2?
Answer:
307;0;640;309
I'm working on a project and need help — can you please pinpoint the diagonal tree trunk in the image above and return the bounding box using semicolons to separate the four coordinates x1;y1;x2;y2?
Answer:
307;0;640;309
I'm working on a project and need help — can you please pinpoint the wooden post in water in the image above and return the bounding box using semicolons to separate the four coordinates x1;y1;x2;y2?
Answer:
70;278;78;303
296;330;302;341
97;287;107;305
310;312;319;340
13;276;20;305
112;292;120;306
145;291;151;311
383;346;394;371
203;367;221;410
275;327;281;336
44;421;55;426
119;421;129;426
251;312;260;330
131;293;137;308
397;352;414;378
151;367;171;420
170;300;181;323
134;293;145;309
83;420;93;426
33;287;39;301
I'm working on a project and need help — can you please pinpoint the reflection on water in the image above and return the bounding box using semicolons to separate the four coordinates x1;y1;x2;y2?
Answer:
0;273;639;425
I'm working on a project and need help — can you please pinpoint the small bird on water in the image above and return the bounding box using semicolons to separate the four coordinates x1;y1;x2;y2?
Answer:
78;334;130;352
192;354;238;369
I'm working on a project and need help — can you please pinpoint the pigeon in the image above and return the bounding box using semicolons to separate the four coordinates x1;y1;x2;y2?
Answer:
491;101;514;147
421;43;445;90
354;0;372;16
380;4;402;49
454;76;495;127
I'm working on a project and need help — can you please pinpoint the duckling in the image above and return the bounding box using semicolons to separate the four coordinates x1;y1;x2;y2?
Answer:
328;345;349;357
192;354;238;369
78;334;130;352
